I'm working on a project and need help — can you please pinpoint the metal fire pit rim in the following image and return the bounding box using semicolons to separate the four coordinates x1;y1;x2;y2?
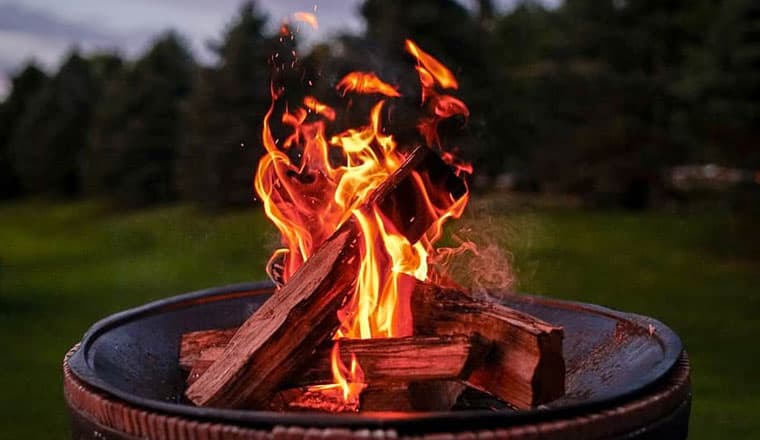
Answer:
68;282;684;433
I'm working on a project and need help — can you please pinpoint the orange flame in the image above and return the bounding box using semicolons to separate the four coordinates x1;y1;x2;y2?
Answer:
307;341;366;408
336;72;402;97
255;39;470;407
404;39;458;90
293;12;318;30
303;96;336;121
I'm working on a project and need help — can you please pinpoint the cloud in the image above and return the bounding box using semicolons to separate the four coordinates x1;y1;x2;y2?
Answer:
0;2;128;72
0;2;151;98
0;3;116;42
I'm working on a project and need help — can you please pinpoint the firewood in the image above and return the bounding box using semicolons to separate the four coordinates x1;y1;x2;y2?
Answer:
182;334;472;387
411;283;565;408
185;224;359;408
360;382;412;412
273;381;465;413
185;347;224;385
271;384;404;413
179;328;235;370
286;386;362;413
186;147;467;408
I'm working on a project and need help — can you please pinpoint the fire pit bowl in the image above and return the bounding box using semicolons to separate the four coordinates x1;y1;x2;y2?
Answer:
64;282;690;439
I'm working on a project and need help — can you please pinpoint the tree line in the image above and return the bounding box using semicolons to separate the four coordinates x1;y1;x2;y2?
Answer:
1;0;758;210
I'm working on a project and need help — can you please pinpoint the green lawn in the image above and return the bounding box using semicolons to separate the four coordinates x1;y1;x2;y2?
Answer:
0;199;757;438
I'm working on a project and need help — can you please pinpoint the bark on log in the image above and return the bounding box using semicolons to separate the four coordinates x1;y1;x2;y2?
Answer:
182;334;472;387
179;328;235;370
411;283;565;408
273;381;466;412
185;224;359;408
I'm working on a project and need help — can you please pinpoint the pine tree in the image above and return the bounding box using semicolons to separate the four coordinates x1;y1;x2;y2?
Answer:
85;32;194;205
177;1;282;209
0;64;47;198
9;52;98;196
699;0;760;168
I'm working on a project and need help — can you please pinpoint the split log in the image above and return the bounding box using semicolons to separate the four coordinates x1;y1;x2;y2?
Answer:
274;381;466;413
179;328;235;370
412;283;565;408
185;224;359;408
283;386;362;413
186;147;467;408
182;334;472;387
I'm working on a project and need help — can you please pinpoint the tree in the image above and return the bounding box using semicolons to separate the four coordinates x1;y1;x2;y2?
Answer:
9;52;98;196
177;1;283;209
496;0;698;207
679;0;760;169
85;32;194;205
0;63;47;198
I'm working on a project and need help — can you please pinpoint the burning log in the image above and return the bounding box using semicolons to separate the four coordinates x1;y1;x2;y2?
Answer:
412;283;565;408
281;386;362;413
273;381;466;413
185;223;359;408
273;382;410;413
179;284;566;410
182;333;472;387
185;146;467;409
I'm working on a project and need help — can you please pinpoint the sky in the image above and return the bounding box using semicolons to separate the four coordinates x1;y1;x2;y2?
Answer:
0;0;559;97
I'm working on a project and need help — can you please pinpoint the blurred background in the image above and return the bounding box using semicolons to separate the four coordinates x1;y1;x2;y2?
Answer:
0;0;758;438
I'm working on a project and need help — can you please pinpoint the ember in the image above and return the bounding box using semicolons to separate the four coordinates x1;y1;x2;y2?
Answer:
184;31;564;412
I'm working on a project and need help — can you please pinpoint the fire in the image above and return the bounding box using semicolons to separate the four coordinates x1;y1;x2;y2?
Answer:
254;39;470;407
308;341;366;405
336;72;402;97
292;12;318;30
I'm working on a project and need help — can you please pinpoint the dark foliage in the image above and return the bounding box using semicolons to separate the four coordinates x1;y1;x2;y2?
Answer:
176;2;281;209
1;0;758;210
9;53;99;196
85;32;195;206
0;64;47;199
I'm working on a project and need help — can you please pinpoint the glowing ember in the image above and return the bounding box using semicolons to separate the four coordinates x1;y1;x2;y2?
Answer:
254;39;471;407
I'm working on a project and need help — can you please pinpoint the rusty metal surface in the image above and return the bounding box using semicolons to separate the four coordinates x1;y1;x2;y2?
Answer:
67;282;683;433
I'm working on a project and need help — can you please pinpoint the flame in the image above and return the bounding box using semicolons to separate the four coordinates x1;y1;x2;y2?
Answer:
293;12;318;30
307;341;366;408
404;39;458;90
336;72;402;97
303;96;336;121
255;39;471;407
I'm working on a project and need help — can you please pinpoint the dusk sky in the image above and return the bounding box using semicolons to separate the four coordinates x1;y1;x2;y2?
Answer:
0;0;559;97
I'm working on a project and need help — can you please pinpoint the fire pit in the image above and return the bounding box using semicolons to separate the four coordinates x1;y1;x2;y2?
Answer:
64;282;690;439
64;34;690;439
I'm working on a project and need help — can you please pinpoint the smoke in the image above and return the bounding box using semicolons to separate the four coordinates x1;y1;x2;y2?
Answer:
429;201;516;297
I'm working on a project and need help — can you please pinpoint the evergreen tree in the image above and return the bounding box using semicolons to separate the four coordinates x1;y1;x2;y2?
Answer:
9;52;98;196
86;32;194;205
177;1;286;209
507;0;696;207
0;63;47;198
684;0;760;169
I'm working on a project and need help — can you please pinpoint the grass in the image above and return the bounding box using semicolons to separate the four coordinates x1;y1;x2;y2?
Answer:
0;198;758;438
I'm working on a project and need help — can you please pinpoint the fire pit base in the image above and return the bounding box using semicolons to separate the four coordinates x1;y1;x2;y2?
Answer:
63;283;691;439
